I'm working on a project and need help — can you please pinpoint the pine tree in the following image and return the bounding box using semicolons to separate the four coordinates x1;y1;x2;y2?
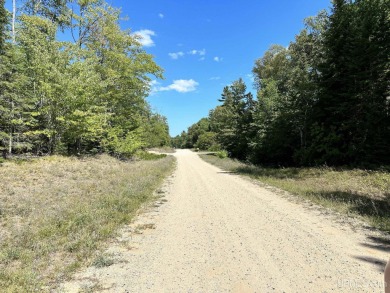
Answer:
0;0;6;54
211;78;254;159
312;0;390;166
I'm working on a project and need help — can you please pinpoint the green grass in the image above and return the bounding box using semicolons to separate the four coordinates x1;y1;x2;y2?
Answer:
200;154;390;232
0;154;175;292
134;150;167;160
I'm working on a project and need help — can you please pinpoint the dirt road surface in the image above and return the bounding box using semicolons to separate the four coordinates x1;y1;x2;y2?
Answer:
60;149;389;292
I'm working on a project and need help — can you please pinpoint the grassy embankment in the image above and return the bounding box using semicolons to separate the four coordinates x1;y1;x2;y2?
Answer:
200;154;390;232
0;153;175;292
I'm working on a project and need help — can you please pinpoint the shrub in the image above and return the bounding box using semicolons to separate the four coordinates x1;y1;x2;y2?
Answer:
216;150;228;159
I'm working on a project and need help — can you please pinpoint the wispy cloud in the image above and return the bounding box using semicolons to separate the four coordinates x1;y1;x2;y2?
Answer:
213;56;222;62
168;49;206;61
168;51;185;59
210;76;221;80
153;79;199;93
188;49;206;56
132;30;156;47
158;13;164;19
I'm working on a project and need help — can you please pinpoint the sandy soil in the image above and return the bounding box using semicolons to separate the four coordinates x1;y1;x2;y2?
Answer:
59;149;389;292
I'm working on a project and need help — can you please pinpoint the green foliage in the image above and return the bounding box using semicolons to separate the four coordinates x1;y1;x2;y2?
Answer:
172;118;213;149
0;0;6;54
195;132;218;150
310;0;390;166
210;78;255;159
185;118;211;148
103;128;145;158
216;150;228;159
21;0;71;27
142;113;171;148
0;0;169;158
171;131;187;149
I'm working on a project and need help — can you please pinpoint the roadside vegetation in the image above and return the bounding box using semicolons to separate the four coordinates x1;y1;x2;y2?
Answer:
0;0;170;159
0;1;176;291
201;154;390;233
147;147;176;154
0;154;175;292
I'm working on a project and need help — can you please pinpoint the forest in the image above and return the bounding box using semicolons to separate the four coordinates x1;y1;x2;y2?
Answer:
0;0;170;159
173;0;389;168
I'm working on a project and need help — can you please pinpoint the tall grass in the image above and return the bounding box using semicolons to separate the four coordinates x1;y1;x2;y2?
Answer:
200;154;390;232
0;154;175;292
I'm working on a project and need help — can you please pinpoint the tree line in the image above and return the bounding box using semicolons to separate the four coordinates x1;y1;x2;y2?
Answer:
0;0;170;158
173;0;389;167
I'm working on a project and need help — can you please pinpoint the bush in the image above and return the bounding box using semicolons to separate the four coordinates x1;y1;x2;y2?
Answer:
216;150;228;159
195;132;218;150
208;144;221;152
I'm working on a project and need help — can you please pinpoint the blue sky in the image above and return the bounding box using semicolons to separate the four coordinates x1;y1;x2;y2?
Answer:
119;0;331;136
6;0;332;136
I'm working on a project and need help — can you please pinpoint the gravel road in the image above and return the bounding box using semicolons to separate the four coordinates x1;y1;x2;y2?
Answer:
60;149;389;293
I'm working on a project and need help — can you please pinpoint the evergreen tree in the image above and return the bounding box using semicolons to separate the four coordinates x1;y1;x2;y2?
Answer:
211;78;255;159
0;44;31;157
0;0;6;53
22;0;71;27
311;0;390;166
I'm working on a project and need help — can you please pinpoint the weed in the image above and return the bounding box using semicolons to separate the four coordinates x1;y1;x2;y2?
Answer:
92;253;115;268
216;150;228;159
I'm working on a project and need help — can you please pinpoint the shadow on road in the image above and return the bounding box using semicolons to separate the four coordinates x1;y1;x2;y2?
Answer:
353;256;387;272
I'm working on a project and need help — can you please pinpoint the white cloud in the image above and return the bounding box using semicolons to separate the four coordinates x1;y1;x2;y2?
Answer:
168;51;185;59
213;56;222;62
188;49;206;56
168;49;206;60
132;29;156;47
159;13;164;19
210;76;221;80
158;79;199;93
149;80;159;86
246;73;255;83
149;80;160;95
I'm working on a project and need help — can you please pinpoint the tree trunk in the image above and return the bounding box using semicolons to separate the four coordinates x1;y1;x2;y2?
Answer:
8;100;14;156
12;0;15;43
8;133;12;155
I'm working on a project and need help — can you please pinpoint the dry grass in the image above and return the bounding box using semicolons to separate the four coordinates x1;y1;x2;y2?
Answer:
0;154;175;292
200;154;390;232
147;147;176;153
